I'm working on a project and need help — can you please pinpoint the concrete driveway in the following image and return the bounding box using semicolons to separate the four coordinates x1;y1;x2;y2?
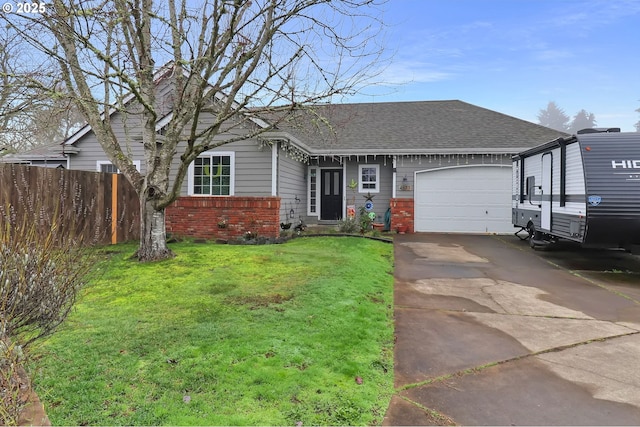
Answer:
383;233;640;426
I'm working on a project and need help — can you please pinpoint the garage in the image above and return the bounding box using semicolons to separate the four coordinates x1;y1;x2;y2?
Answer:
414;165;513;234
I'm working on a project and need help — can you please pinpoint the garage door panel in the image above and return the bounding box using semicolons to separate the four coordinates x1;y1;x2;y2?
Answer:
415;166;513;234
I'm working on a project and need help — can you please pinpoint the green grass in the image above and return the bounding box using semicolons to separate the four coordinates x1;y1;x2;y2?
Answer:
30;237;394;426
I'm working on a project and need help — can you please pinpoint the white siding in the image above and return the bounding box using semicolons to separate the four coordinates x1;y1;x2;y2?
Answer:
515;142;586;218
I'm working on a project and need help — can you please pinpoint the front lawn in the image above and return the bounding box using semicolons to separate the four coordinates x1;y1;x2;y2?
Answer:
30;237;394;425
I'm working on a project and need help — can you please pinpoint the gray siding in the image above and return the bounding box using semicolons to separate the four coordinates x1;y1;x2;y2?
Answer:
173;138;273;196
344;156;393;223
67;75;275;197
233;140;273;196
304;155;393;224
277;145;307;224
69;116;273;197
68;110;147;173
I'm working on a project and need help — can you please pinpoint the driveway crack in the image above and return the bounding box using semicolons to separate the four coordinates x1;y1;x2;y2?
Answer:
397;330;640;393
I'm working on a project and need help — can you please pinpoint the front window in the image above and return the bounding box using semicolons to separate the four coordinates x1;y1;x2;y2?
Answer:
100;163;118;174
96;160;141;173
359;164;379;193
188;152;235;196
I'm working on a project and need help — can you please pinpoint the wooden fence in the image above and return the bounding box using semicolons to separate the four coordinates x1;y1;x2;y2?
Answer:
0;164;139;245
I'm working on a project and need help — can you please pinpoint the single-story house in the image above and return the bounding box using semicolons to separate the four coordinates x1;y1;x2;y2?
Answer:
0;143;68;169
60;78;566;239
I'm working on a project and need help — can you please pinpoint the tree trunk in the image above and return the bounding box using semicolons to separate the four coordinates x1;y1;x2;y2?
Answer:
136;196;174;261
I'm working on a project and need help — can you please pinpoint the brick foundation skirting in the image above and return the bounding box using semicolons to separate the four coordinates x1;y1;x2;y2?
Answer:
166;196;281;240
390;198;414;233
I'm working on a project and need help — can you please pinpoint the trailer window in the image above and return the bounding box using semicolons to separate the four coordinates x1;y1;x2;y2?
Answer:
526;176;536;197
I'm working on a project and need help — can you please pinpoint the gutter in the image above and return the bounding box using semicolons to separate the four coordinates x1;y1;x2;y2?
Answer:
261;131;526;157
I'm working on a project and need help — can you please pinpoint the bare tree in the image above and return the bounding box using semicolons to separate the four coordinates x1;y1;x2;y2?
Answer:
8;0;385;261
0;27;45;153
0;26;85;154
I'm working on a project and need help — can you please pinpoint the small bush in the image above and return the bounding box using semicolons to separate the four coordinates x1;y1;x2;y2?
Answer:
0;194;95;424
337;216;359;233
0;206;94;348
358;206;374;233
0;338;25;425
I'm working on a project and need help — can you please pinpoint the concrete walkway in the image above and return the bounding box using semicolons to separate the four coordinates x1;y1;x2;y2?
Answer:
383;234;640;426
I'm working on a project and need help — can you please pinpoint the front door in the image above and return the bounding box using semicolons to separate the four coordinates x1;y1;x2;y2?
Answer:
320;169;343;220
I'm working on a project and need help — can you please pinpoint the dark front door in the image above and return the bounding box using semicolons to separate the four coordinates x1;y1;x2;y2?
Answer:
321;169;343;220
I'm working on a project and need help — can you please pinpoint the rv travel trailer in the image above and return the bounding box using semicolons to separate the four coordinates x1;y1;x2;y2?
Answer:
512;130;640;249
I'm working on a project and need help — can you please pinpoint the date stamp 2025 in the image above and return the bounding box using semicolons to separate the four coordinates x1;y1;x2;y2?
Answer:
2;2;46;14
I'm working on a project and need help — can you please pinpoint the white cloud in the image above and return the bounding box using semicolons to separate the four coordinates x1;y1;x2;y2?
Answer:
376;60;454;84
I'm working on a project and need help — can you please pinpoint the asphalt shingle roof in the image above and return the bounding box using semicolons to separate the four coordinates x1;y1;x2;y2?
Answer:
276;100;567;155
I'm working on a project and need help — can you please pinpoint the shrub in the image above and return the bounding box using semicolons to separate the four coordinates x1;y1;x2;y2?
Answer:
0;191;95;424
0;337;25;426
337;216;359;233
358;206;374;233
0;205;94;348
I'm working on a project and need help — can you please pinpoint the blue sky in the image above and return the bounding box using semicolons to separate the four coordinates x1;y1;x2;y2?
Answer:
348;0;640;131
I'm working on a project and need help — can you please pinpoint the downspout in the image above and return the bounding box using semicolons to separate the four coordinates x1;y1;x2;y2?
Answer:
342;157;347;218
392;156;397;198
271;142;278;196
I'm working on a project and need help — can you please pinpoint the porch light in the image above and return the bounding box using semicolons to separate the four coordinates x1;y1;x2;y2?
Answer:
289;208;295;219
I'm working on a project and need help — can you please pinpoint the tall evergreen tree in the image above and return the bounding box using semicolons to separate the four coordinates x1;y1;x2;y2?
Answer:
537;101;570;132
570;109;597;134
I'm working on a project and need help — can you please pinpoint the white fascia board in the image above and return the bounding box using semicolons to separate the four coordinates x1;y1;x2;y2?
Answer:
156;112;173;131
260;131;313;154
307;147;523;156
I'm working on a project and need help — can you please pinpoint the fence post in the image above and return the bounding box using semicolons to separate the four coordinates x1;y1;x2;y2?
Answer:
111;174;118;244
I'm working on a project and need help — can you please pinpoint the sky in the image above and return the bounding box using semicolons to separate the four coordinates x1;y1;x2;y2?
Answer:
347;0;640;131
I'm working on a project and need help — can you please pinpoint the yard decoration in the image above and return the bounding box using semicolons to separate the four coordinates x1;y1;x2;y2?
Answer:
347;179;358;218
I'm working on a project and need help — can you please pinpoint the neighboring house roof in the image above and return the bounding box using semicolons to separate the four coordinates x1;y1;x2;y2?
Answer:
0;143;68;166
268;100;568;155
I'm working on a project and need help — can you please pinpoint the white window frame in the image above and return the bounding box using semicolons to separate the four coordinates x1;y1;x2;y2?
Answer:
307;166;319;217
187;151;235;196
96;160;141;173
358;164;380;193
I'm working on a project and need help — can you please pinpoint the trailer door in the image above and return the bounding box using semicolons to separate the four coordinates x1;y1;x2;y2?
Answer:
541;153;553;231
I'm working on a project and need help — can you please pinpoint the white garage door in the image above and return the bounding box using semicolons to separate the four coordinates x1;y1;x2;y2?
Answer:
415;165;513;234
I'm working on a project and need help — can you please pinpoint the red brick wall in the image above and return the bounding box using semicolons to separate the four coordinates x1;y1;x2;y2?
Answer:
166;196;281;240
390;198;414;233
